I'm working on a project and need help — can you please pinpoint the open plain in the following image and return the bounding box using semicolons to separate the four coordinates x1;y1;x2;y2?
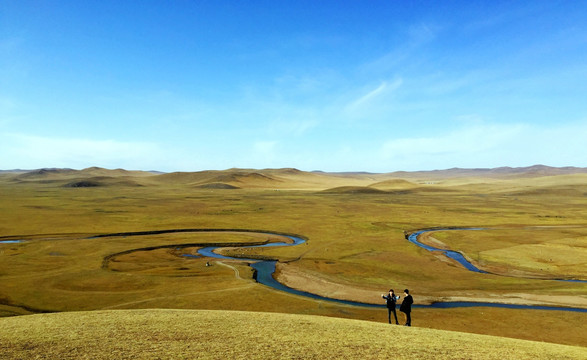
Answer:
1;166;586;355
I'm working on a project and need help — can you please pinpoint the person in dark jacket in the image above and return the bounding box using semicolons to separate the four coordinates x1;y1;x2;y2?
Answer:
381;289;400;324
399;289;413;326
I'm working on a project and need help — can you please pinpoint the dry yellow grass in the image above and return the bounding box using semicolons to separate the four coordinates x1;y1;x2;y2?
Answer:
1;309;585;360
1;167;586;348
426;227;587;280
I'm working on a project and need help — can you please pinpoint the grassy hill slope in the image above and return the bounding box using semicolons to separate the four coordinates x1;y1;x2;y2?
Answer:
0;309;585;359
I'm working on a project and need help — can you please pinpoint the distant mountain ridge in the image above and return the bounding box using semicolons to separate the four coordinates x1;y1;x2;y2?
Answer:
2;164;586;176
386;165;587;178
1;165;586;191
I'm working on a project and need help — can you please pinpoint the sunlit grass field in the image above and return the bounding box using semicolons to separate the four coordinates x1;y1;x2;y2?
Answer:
0;167;586;350
1;309;586;360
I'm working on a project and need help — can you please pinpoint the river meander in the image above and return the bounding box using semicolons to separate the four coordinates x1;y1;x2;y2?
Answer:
4;229;585;313
189;230;587;313
407;228;587;284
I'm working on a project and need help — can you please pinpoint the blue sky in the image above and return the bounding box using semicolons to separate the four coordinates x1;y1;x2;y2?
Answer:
1;1;586;172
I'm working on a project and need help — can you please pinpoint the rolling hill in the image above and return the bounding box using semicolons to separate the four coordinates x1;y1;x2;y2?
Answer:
0;309;584;359
3;165;587;191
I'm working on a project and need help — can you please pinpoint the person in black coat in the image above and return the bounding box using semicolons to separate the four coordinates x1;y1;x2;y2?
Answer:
399;289;413;326
381;289;400;324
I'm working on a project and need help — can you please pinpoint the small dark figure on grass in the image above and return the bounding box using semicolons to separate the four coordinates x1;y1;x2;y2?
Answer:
400;289;413;326
381;289;400;324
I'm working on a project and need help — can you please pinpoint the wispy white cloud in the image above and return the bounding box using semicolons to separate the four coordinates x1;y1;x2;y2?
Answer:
379;121;587;171
382;123;523;156
346;82;387;111
253;140;277;155
261;118;319;138
361;22;441;75
344;78;403;116
0;134;168;170
407;23;441;44
236;140;279;168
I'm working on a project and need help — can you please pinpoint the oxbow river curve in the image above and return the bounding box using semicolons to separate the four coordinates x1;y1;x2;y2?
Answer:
2;228;585;313
188;229;586;313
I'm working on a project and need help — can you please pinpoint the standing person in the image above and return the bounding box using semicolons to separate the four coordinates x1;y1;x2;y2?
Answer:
399;289;413;326
381;289;400;324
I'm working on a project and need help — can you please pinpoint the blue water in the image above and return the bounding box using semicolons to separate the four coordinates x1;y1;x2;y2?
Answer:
251;260;384;308
198;234;305;261
193;230;587;313
407;228;587;283
248;261;587;313
11;228;584;312
407;229;488;273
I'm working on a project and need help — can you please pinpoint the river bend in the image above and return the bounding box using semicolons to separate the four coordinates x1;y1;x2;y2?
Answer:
188;230;587;313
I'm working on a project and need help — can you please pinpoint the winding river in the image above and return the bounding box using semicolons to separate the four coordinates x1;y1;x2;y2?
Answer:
191;230;587;313
407;229;488;273
3;229;585;313
408;228;587;284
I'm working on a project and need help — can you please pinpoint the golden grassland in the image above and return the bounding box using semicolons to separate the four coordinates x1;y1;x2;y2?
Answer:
425;227;587;280
0;167;586;351
1;309;586;360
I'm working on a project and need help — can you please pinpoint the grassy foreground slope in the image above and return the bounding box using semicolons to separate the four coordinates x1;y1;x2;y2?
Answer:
1;309;585;360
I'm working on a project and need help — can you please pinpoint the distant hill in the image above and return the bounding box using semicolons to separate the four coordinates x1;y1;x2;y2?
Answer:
387;165;587;179
321;186;389;194
195;182;240;189
12;168;78;179
6;167;152;179
0;309;584;359
0;169;29;174
2;165;586;190
369;178;419;190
